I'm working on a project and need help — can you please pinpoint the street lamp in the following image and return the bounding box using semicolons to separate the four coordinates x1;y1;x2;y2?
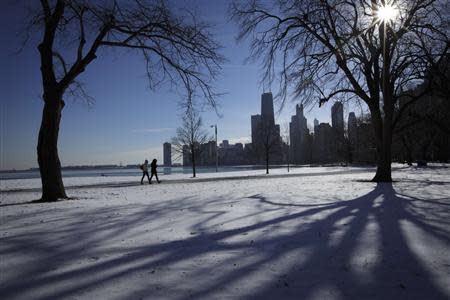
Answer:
210;124;218;172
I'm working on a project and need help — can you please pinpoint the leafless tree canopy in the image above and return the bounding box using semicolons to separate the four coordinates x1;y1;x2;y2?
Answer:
171;106;211;177
231;0;449;113
33;0;224;107
172;107;210;155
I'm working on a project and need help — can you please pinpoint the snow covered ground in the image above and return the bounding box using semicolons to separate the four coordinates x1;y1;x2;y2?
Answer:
0;165;376;192
1;165;449;299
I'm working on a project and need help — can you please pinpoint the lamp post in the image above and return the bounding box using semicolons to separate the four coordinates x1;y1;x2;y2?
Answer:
210;124;218;172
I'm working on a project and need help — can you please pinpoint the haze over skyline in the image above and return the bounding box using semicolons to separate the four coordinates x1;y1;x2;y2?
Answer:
1;0;360;170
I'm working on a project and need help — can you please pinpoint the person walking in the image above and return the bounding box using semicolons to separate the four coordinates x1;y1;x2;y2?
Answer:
149;158;161;184
140;159;150;184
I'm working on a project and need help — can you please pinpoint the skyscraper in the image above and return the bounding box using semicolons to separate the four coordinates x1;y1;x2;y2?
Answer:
348;112;357;145
163;142;172;166
331;102;344;134
261;92;275;125
313;118;319;134
314;118;319;127
250;92;283;163
251;114;262;144
312;123;334;163
289;104;309;164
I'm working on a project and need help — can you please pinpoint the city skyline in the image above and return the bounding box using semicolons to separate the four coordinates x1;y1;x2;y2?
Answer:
176;90;375;168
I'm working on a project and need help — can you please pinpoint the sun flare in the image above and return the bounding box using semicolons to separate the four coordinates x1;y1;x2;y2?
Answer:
377;4;398;22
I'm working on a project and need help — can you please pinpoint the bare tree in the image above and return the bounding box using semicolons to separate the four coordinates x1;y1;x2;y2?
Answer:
254;120;282;174
28;0;223;201
171;106;211;178
231;0;449;182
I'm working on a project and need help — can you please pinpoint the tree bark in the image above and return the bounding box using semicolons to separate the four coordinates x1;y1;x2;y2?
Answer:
37;95;67;201
265;151;269;174
371;97;394;182
372;137;393;182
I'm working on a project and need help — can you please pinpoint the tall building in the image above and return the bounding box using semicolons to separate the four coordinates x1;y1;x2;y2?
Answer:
331;102;344;161
313;118;319;135
289;104;310;164
250;92;282;163
251;92;279;145
312;123;334;163
348;112;357;145
331;102;344;134
314;118;319;127
251;114;262;145
163;142;172;166
261;92;275;125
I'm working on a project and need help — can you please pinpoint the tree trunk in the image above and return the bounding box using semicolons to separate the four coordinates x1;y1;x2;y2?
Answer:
372;138;392;182
37;97;67;201
371;99;393;182
191;146;196;178
265;151;269;174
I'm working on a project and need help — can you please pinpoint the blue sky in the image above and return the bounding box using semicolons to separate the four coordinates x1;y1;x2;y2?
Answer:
1;0;356;170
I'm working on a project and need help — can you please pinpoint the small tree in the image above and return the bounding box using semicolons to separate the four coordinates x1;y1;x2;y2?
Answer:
28;0;223;201
171;107;210;178
254;120;282;174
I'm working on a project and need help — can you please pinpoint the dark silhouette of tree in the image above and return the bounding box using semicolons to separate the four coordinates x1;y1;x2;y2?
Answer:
254;120;282;174
29;0;223;201
231;0;449;182
171;106;211;178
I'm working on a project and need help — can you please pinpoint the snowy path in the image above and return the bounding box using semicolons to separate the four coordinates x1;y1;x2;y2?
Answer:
1;165;381;194
1;166;449;299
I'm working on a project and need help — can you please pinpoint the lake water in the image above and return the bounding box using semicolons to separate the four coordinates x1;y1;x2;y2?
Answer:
0;165;274;180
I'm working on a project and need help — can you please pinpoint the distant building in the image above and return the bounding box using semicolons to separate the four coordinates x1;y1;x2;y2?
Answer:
219;142;245;165
250;92;282;163
220;140;230;148
348;112;357;145
312;123;334;163
314;118;319;127
163;142;172;166
331;102;344;135
289;104;310;164
182;141;216;166
251;114;262;145
199;141;217;165
313;118;319;135
261;92;275;125
330;102;345;161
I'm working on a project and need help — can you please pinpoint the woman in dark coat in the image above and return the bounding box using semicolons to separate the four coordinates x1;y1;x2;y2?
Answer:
149;159;161;184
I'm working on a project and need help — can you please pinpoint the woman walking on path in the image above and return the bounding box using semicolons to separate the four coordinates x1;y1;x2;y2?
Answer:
150;159;161;184
140;159;150;184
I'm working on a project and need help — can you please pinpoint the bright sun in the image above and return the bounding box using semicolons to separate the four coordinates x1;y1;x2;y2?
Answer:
377;4;398;22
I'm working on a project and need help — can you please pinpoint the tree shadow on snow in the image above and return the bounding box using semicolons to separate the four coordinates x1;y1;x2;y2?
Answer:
0;183;449;300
